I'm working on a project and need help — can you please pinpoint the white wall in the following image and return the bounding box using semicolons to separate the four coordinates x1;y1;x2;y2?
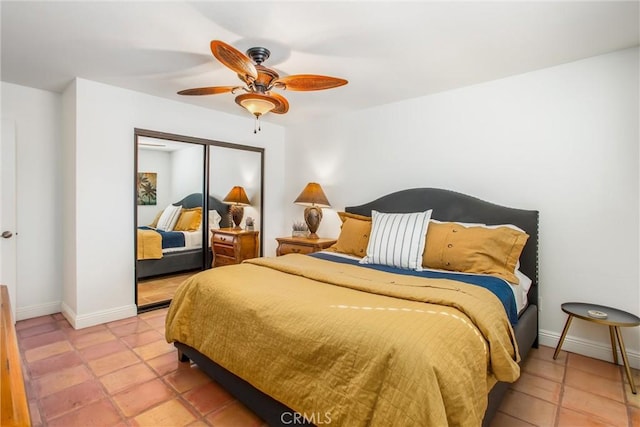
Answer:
62;78;285;327
285;47;640;367
1;82;63;320
170;144;204;202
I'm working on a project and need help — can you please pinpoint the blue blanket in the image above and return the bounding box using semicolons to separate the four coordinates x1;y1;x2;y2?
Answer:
138;226;185;249
310;252;518;325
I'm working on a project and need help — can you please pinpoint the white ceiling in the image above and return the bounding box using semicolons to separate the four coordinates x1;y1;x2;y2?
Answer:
2;1;638;127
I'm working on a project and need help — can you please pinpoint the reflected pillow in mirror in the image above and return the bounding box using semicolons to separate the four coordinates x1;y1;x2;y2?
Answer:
156;204;182;231
148;210;163;228
209;210;222;230
174;207;203;232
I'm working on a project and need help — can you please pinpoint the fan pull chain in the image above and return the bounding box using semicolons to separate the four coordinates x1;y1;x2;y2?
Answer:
254;115;262;134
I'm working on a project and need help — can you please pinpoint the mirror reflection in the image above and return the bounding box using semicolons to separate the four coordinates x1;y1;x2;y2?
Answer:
209;145;262;233
135;130;264;311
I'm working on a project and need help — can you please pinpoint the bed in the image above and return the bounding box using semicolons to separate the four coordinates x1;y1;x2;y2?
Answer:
136;193;231;279
165;188;539;426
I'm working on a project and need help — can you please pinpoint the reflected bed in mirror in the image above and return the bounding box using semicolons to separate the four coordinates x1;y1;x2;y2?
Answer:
136;193;231;279
135;129;264;311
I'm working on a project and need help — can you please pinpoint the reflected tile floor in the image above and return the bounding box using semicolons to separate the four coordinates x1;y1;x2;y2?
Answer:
16;308;640;426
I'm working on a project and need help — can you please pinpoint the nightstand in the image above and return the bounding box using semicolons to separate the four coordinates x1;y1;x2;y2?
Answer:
211;228;259;267
276;236;337;256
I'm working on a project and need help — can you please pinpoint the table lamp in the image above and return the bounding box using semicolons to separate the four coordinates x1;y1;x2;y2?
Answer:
223;186;250;229
294;182;330;239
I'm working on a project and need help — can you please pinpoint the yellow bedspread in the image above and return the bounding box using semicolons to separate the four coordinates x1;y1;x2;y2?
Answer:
165;254;520;426
136;228;162;260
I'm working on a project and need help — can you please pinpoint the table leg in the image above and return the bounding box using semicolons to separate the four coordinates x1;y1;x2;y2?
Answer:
609;326;618;365
554;315;573;360
613;326;636;394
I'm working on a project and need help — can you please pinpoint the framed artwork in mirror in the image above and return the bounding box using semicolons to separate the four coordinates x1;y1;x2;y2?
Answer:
137;172;157;205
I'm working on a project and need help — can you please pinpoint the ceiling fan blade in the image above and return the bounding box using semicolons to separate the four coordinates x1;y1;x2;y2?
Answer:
273;74;348;91
177;86;237;96
210;40;258;81
269;92;289;114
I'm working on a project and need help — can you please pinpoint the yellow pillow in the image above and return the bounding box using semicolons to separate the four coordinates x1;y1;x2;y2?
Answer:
174;207;203;232
149;210;163;228
337;211;372;223
422;222;529;283
332;217;372;257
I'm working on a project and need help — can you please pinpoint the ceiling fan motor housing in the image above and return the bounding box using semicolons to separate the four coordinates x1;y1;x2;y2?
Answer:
246;47;271;65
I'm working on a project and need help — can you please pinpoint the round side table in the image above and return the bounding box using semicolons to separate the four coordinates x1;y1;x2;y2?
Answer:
553;302;639;394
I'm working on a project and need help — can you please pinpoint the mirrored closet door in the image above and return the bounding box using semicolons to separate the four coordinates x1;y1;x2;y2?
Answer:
208;145;263;236
134;129;264;311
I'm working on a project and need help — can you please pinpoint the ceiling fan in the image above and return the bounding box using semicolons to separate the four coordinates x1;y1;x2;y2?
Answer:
178;40;348;132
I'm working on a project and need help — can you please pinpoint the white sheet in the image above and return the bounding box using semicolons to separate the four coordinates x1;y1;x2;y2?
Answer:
162;230;203;253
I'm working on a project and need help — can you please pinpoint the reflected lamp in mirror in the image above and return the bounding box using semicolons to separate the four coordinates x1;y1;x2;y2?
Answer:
294;182;331;239
223;186;251;229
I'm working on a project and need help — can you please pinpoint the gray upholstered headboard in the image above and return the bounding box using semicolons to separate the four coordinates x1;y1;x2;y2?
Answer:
173;193;232;229
345;188;539;306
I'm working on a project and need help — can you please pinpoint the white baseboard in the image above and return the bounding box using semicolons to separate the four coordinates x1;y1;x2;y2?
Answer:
539;329;640;370
61;302;138;329
16;301;62;321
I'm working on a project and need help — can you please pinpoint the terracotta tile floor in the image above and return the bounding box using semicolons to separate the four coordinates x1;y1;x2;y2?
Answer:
16;308;640;426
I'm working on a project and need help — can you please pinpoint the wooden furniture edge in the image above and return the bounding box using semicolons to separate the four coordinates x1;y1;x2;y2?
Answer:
1;285;31;427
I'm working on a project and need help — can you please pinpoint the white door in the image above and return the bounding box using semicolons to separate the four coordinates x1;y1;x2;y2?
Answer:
1;118;18;321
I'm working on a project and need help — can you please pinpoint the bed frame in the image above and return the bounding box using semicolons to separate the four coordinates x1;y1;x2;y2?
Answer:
174;188;539;426
136;193;231;280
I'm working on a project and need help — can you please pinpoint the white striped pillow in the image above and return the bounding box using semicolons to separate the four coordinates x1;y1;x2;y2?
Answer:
156;204;183;231
360;210;432;270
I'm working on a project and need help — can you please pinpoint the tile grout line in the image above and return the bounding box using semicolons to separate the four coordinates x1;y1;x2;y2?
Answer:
553;349;568;427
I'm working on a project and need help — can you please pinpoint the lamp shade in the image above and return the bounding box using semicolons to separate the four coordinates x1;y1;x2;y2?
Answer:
223;186;250;206
294;182;330;208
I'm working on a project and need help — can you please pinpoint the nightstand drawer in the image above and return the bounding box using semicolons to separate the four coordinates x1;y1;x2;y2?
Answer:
211;228;259;268
278;243;315;255
212;244;235;257
212;233;236;245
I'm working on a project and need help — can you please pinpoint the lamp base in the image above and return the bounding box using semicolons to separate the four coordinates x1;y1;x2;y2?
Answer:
304;206;323;239
230;205;244;229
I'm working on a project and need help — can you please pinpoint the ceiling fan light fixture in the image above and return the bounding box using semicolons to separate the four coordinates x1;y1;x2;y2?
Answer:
235;93;285;133
239;96;276;117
